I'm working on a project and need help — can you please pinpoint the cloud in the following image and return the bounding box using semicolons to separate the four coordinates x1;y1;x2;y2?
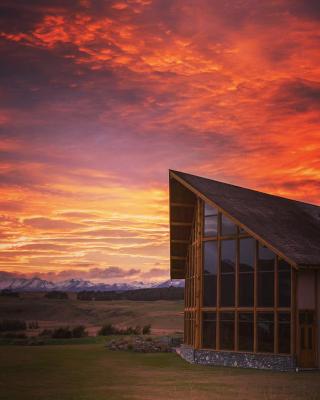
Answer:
0;0;319;277
23;217;84;231
140;267;168;278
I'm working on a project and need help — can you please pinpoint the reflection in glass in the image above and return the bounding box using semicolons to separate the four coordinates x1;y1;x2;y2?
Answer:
258;244;275;307
238;313;254;351
220;240;235;307
220;312;235;350
221;214;237;236
278;259;291;307
203;241;217;307
239;238;255;307
202;312;216;349
257;313;274;353
278;313;290;354
204;203;218;237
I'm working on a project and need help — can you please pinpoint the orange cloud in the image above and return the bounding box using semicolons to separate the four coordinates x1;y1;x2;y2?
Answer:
0;0;319;278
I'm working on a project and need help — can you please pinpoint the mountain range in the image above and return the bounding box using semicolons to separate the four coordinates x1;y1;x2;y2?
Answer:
0;276;184;292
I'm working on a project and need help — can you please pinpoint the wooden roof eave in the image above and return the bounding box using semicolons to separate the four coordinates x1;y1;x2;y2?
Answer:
169;170;299;271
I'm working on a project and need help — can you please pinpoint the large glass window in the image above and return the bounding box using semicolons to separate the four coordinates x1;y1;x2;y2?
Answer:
203;241;217;307
278;312;290;354
202;312;216;349
239;238;255;307
278;259;291;307
238;312;254;351
258;245;275;307
257;313;274;353
220;240;236;307
204;203;218;237
221;214;237;236
220;312;235;350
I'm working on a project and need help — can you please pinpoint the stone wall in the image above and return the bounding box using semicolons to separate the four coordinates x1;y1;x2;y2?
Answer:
177;345;297;371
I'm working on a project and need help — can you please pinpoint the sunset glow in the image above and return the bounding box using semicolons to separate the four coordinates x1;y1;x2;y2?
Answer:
0;0;319;281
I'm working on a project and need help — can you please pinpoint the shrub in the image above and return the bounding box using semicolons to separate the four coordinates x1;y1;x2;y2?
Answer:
72;325;87;338
142;324;151;335
98;324;117;336
39;329;53;337
98;324;144;336
0;319;26;332
51;327;73;339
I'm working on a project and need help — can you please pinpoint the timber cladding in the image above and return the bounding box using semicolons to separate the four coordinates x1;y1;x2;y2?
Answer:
169;170;320;370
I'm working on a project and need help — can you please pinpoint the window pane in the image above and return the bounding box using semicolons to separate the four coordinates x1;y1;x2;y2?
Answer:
239;238;255;272
221;214;237;236
204;215;218;237
278;312;291;354
204;203;218;237
203;241;217;274
203;275;216;307
220;240;235;307
238;313;254;351
202;312;216;349
203;241;217;306
239;238;255;307
220;312;235;350
278;259;291;307
257;313;274;353
258;245;275;307
204;203;218;216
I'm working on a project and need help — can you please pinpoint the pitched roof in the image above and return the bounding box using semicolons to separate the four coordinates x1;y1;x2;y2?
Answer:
170;170;320;269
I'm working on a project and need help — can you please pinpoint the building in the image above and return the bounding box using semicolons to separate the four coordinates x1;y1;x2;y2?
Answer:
169;170;320;371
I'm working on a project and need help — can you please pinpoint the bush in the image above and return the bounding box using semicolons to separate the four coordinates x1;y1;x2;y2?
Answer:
98;324;117;336
142;324;151;335
51;327;73;339
71;325;87;338
98;324;144;336
0;319;26;332
39;329;53;337
39;326;87;339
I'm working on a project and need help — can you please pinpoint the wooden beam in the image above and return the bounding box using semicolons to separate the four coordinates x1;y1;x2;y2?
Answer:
274;257;279;354
171;239;189;244
253;240;258;353
170;202;195;208
171;222;192;227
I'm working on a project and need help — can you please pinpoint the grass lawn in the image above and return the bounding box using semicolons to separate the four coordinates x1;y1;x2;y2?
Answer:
0;343;320;400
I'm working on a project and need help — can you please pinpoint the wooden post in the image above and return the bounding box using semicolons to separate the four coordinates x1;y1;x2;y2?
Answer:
253;240;258;352
274;257;279;354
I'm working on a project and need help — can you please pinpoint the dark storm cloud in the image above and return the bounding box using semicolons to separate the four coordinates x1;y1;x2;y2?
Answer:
272;79;320;114
287;0;320;21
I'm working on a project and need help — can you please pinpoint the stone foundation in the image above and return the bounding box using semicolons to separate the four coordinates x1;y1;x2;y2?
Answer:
177;345;297;371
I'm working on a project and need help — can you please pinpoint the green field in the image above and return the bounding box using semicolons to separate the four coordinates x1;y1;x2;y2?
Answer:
1;343;320;400
0;295;184;335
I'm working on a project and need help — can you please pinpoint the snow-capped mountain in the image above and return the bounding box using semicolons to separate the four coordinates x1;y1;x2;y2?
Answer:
153;279;185;289
0;277;56;291
0;276;184;292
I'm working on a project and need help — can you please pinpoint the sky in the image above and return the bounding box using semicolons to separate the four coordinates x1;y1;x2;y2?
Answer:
0;0;319;283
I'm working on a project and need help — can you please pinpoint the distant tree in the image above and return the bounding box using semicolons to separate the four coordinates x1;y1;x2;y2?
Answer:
98;324;117;336
72;325;87;338
142;324;151;335
0;319;26;332
45;291;68;300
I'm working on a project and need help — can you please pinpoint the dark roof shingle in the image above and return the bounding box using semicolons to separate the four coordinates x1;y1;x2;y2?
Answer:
171;170;320;267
